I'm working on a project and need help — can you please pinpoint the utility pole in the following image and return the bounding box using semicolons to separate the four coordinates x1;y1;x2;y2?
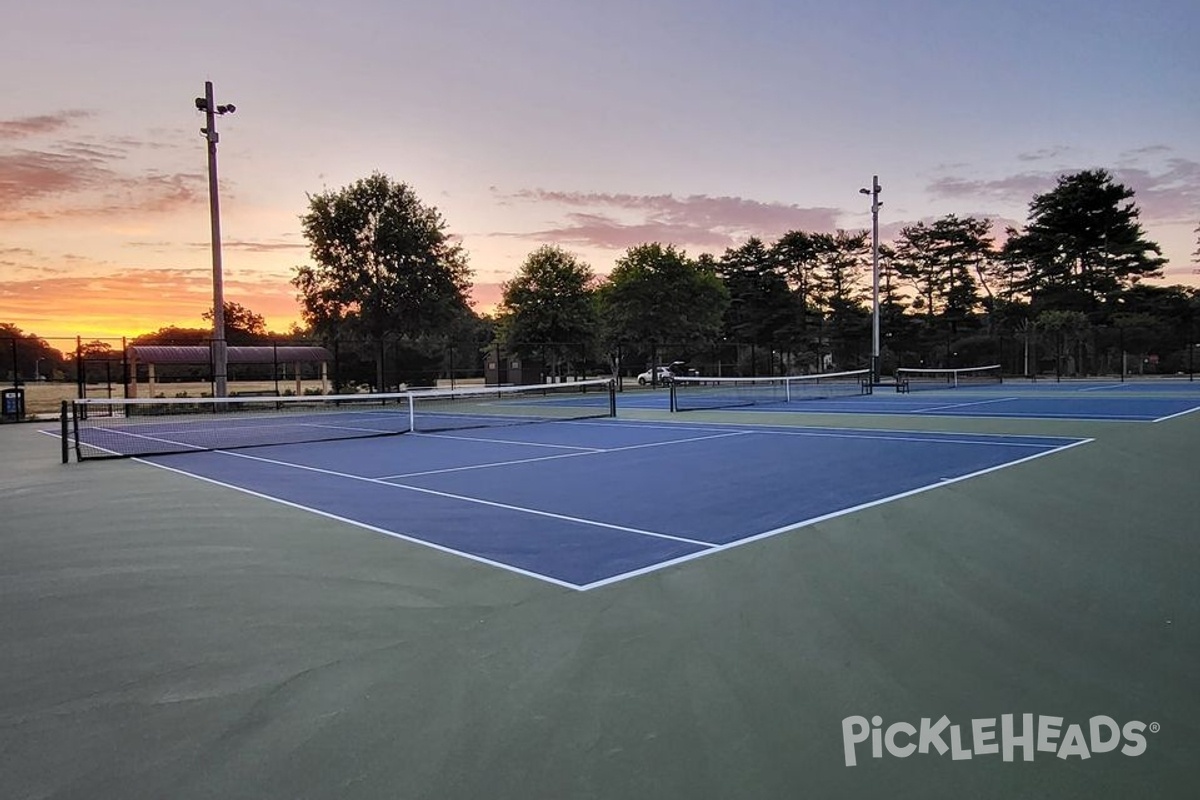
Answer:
859;176;882;383
195;81;236;397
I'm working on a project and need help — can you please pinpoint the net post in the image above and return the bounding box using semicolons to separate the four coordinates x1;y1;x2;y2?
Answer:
608;379;617;416
60;400;70;463
71;400;82;461
668;381;677;412
407;392;416;432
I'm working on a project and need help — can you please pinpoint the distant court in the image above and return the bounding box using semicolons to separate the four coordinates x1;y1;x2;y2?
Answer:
621;377;1200;422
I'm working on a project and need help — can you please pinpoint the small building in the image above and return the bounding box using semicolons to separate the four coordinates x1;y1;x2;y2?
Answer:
484;352;544;386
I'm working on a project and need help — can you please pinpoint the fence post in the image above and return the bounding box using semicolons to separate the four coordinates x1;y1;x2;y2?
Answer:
121;337;129;398
75;336;84;399
60;400;70;464
273;340;280;396
332;338;341;393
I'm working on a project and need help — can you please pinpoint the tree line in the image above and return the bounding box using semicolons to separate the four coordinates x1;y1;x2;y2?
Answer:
286;169;1197;383
6;169;1199;388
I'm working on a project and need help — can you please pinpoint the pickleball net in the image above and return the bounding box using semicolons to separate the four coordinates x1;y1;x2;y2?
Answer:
895;365;1002;392
669;369;872;412
67;379;616;461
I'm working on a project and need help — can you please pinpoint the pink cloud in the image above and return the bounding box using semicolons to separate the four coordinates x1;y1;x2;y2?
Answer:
0;109;204;220
0;150;108;211
1016;146;1071;163
0;148;205;220
498;189;842;251
1111;159;1200;224
926;172;1057;204
0;111;92;140
927;159;1200;226
178;239;309;254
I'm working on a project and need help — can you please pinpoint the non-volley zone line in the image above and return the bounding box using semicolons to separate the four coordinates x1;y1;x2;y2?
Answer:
199;448;717;548
377;429;753;479
555;418;1082;448
647;388;1200;421
128;421;1091;590
377;422;1080;482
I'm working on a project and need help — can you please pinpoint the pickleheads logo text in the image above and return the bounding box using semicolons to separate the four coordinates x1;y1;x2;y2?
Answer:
842;714;1157;767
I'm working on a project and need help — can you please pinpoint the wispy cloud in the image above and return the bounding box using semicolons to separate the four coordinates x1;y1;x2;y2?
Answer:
497;189;842;252
0;149;205;220
0;110;204;221
1112;159;1200;223
1119;144;1173;160
0;110;92;140
926;159;1200;226
926;172;1057;204
182;239;310;254
1016;146;1071;162
0;149;108;211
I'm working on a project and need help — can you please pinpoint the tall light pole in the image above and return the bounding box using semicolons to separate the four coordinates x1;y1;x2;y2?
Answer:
195;81;236;398
859;176;882;383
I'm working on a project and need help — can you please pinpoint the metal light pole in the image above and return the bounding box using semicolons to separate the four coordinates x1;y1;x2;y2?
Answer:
859;176;882;383
195;81;236;397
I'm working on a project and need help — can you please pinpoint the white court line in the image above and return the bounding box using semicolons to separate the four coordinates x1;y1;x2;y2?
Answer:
377;430;754;479
738;428;1058;448
135;459;587;592
414;431;603;452
1078;383;1129;392
37;428;135;459
577;437;1096;591
598;421;1066;449
797;409;1141;422
377;449;599;479
85;426;208;451
912;397;1020;413
1152;405;1200;423
561;417;1080;441
210;449;716;548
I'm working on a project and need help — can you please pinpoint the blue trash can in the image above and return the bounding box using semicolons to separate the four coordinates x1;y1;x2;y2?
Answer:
1;388;25;421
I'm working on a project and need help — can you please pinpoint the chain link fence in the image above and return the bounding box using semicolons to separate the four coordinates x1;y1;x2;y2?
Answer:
6;325;1194;419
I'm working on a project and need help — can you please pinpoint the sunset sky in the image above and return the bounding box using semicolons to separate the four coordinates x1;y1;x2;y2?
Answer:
2;0;1198;344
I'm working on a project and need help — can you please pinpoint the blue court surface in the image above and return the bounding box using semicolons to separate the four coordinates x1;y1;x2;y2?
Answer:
138;419;1088;590
630;378;1200;421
